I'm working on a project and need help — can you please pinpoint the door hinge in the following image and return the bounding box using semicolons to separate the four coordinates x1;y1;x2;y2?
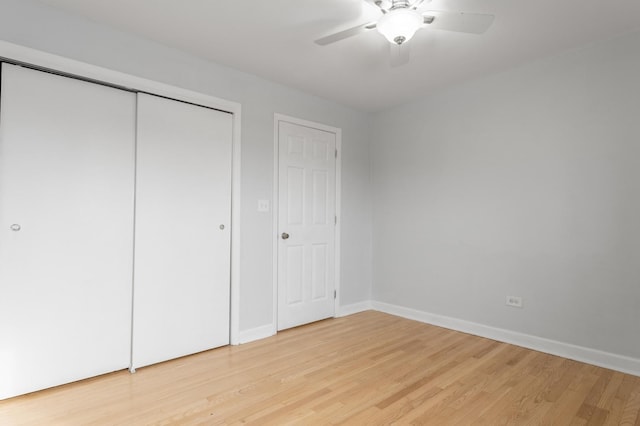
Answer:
335;149;338;159
334;215;337;225
334;290;337;299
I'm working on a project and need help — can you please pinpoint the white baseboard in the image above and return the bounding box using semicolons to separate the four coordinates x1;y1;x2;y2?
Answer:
371;301;640;378
237;324;275;345
236;299;373;345
336;301;373;317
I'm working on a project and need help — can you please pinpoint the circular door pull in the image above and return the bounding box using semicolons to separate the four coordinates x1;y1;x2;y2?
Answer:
219;224;225;230
10;224;21;231
281;232;290;240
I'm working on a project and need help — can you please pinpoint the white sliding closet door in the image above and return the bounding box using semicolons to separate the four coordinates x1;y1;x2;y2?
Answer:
0;64;136;400
132;93;232;369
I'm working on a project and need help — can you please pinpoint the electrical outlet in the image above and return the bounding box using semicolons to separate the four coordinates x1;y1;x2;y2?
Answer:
506;296;523;308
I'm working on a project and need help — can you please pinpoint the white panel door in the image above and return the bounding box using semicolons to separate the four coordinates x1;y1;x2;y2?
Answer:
132;93;232;369
278;121;336;330
0;64;136;400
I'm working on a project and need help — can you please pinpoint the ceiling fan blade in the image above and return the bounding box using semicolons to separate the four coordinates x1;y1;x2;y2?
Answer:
423;10;494;34
411;0;426;10
315;22;377;46
390;43;410;67
364;0;391;12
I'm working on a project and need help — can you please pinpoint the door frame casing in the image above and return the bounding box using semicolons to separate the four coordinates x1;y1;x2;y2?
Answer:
0;40;243;346
272;113;342;334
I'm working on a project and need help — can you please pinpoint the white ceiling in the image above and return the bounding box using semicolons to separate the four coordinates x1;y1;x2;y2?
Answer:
36;0;640;112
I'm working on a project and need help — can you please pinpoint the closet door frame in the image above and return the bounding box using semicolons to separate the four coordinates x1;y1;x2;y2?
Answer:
0;40;243;346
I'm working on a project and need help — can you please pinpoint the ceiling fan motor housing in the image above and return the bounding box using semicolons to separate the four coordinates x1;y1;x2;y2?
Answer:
373;0;424;11
390;0;411;10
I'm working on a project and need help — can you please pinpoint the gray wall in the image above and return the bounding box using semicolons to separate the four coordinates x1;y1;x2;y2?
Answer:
0;0;373;332
371;31;640;359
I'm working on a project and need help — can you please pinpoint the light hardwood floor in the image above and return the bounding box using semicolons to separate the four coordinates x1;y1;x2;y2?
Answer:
1;311;639;425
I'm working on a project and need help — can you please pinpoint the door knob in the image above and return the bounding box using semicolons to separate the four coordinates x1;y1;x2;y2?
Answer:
10;224;21;231
281;232;289;240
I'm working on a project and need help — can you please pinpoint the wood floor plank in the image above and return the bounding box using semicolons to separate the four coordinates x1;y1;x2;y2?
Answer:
0;311;638;425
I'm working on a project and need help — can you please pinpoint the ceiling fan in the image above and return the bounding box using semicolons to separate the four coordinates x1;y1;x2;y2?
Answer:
315;0;495;65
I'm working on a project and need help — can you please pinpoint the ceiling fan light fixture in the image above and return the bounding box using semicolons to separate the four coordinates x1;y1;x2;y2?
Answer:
376;8;423;45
